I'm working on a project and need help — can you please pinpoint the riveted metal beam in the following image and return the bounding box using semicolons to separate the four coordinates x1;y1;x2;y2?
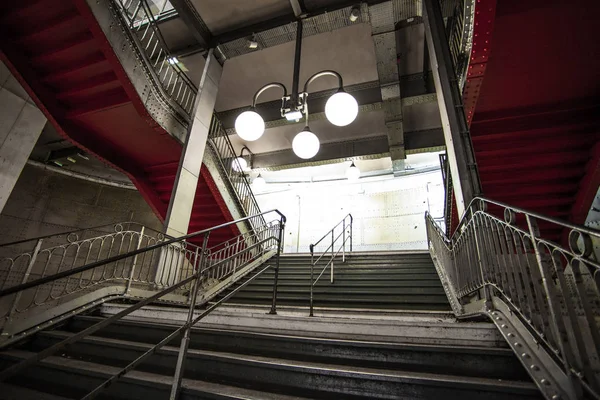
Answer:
250;128;445;170
423;0;481;217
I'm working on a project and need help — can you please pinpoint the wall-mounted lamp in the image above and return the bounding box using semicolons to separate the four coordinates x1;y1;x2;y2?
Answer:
346;161;361;181
253;173;266;190
231;145;253;172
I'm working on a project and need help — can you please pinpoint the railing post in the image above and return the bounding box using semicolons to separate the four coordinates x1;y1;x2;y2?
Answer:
309;244;314;317
330;230;334;284
125;226;145;295
269;218;285;315
170;232;209;400
350;215;353;252
525;214;581;397
471;215;492;310
342;219;346;263
2;239;43;337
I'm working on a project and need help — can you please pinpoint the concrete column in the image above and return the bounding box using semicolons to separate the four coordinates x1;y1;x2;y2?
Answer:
0;61;47;214
423;0;481;217
164;50;222;237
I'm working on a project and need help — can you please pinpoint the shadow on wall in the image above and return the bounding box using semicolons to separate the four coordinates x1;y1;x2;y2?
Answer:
0;165;162;244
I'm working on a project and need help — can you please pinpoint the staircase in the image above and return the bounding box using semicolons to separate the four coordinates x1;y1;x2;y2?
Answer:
463;0;600;241
0;308;543;399
229;252;451;311
0;0;237;246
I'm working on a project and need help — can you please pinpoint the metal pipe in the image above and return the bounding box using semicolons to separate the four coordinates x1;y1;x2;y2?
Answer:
291;19;303;108
26;160;136;190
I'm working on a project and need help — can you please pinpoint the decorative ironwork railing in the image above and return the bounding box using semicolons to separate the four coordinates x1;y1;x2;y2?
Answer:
426;197;600;400
0;210;286;399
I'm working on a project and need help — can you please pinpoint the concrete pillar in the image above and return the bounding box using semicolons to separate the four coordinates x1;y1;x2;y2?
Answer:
164;50;222;237
0;61;47;214
422;0;481;217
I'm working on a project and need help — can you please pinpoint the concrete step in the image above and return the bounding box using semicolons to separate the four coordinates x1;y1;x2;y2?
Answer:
0;349;312;400
254;272;441;280
62;316;530;381
15;333;541;400
99;303;507;348
245;280;445;288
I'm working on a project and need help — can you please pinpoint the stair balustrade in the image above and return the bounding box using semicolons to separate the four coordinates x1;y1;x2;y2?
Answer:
309;214;353;316
0;209;286;399
426;197;600;400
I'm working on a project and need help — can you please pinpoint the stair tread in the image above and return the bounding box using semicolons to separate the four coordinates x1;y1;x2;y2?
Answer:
19;333;537;392
0;349;311;400
0;383;71;400
43;327;513;355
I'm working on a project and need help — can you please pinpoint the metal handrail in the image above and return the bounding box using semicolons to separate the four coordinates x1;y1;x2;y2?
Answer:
426;196;600;400
0;210;284;298
0;222;162;249
446;0;474;89
207;115;266;232
309;214;353;316
113;0;197;116
0;209;286;400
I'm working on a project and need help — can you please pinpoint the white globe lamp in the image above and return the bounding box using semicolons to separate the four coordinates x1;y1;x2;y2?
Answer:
235;110;265;141
292;128;320;159
325;91;358;127
346;161;360;181
231;157;248;172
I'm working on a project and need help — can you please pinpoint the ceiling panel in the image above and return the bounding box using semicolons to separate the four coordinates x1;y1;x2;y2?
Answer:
190;0;292;35
215;23;378;111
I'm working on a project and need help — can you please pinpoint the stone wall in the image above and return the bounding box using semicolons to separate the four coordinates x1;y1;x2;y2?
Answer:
0;165;162;244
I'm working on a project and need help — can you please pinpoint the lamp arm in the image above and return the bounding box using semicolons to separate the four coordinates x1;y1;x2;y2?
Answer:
302;70;343;94
252;83;288;107
239;145;253;157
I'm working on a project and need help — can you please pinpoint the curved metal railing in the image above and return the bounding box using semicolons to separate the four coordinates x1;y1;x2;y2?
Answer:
309;214;353;316
113;0;197;116
0;209;286;399
207;115;267;233
446;0;475;89
426;197;600;400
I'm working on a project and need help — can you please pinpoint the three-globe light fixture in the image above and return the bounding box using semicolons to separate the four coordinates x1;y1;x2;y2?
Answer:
233;19;361;184
234;70;359;160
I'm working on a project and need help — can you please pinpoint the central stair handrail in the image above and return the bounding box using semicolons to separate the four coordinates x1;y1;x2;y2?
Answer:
0;209;286;399
426;196;600;400
309;214;353;316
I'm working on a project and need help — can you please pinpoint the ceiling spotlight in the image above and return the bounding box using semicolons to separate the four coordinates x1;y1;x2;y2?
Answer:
231;157;248;172
293;127;320;159
346;161;360;181
248;39;258;49
253;173;266;190
349;6;360;22
168;56;179;65
235;110;265;141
